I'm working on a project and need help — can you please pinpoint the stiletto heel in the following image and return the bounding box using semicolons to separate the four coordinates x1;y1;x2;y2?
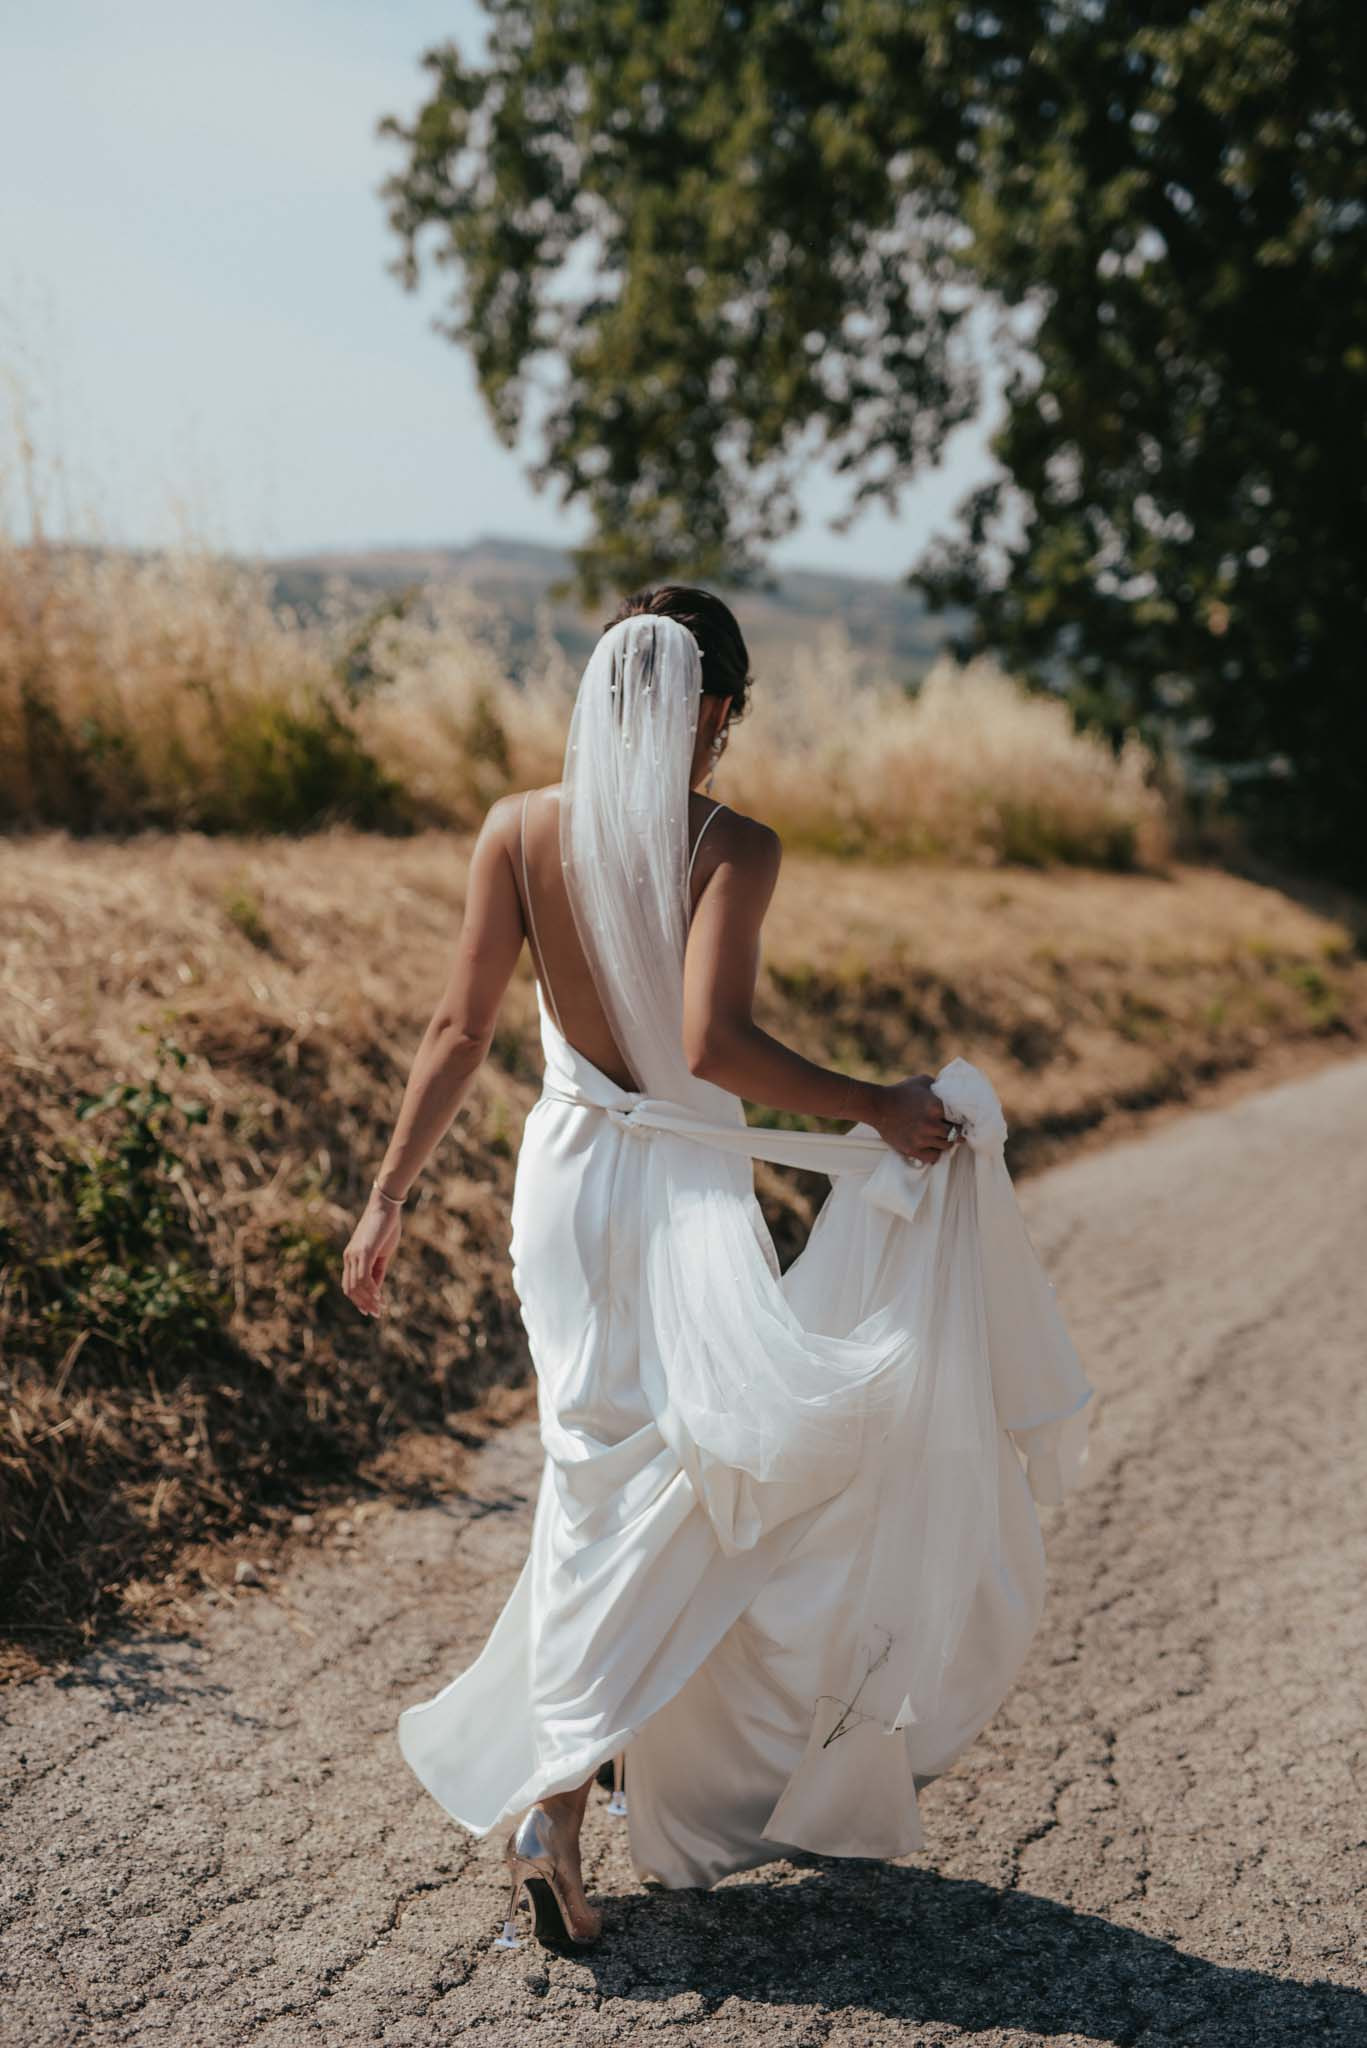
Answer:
499;1804;603;1951
493;1873;524;1949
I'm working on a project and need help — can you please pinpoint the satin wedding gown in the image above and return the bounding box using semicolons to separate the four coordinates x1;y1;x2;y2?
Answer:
398;616;1093;1892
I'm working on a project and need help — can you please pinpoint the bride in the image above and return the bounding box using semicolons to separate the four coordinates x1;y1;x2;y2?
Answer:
342;586;1092;1951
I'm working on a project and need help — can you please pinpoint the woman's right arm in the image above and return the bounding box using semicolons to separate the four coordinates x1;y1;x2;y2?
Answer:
682;814;954;1164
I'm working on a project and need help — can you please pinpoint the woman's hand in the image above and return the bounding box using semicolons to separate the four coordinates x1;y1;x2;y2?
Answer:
342;1194;403;1318
869;1074;955;1166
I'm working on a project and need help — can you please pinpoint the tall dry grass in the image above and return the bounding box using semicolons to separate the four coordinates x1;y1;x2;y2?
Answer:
0;543;402;833
0;539;1170;866
719;626;1167;867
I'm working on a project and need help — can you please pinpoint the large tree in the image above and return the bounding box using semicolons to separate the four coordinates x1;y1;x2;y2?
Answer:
381;3;1367;877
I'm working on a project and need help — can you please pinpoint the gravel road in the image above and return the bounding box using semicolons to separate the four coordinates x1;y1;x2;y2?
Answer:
3;1058;1365;2047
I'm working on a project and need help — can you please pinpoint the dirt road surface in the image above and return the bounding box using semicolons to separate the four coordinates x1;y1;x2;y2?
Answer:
3;1058;1365;2046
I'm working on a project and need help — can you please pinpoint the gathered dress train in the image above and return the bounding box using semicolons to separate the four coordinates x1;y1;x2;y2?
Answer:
398;991;1092;1891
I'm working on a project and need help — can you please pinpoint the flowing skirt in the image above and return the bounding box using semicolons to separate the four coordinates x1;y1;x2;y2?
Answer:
398;999;1090;1889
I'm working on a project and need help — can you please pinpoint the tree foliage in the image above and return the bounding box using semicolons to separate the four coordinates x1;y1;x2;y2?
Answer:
381;2;1367;876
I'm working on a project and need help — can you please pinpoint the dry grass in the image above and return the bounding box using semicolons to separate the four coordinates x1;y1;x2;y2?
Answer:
721;629;1168;867
0;540;1169;867
3;828;1363;1668
0;543;403;834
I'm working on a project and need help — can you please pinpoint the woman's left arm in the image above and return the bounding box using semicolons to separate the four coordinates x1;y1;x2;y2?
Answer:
342;797;526;1318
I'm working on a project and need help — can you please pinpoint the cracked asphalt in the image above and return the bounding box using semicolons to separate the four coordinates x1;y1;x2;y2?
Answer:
2;1057;1365;2046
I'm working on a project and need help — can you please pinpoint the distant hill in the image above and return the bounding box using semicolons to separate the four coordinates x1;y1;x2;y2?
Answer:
267;535;961;689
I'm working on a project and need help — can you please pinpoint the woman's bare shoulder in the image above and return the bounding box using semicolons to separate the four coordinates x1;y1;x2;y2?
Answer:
481;783;563;844
488;785;777;874
708;802;781;867
692;804;781;909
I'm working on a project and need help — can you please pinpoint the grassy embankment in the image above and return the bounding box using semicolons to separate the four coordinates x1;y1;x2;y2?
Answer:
1;541;1364;1668
4;833;1364;1670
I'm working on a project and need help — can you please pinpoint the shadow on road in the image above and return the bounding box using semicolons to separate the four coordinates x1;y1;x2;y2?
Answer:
580;1859;1359;2044
48;1636;265;1726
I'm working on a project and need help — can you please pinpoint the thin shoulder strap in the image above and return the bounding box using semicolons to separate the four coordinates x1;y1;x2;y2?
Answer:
520;791;566;1037
687;801;728;890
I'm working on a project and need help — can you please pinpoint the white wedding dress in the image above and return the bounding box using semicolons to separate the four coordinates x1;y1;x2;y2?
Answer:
398;617;1093;1891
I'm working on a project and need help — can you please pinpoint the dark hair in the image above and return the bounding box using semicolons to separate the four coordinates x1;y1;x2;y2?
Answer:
603;585;752;720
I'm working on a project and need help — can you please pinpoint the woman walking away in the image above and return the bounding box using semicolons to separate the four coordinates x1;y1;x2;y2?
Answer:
342;587;1092;1950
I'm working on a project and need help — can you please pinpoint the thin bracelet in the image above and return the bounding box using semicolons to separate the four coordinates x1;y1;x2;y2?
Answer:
371;1177;408;1207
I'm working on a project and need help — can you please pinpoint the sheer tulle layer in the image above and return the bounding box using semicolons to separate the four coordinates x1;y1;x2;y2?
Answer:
537;1015;1092;1758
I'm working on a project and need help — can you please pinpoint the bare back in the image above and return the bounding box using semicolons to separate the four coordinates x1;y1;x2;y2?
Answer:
513;783;731;1091
346;758;948;1306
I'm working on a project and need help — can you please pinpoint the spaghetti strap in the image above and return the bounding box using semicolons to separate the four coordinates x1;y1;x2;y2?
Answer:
520;791;567;1039
687;801;728;891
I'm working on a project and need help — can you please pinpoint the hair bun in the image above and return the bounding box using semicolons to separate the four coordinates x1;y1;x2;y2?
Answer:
602;586;751;718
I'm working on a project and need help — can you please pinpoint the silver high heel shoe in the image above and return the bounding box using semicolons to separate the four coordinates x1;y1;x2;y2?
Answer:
495;1804;603;1951
595;1751;629;1817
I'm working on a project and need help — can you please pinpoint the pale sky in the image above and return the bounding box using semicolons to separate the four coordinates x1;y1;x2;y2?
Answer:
0;0;995;579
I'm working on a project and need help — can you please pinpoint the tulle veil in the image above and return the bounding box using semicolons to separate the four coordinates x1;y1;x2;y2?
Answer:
555;612;1093;1807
